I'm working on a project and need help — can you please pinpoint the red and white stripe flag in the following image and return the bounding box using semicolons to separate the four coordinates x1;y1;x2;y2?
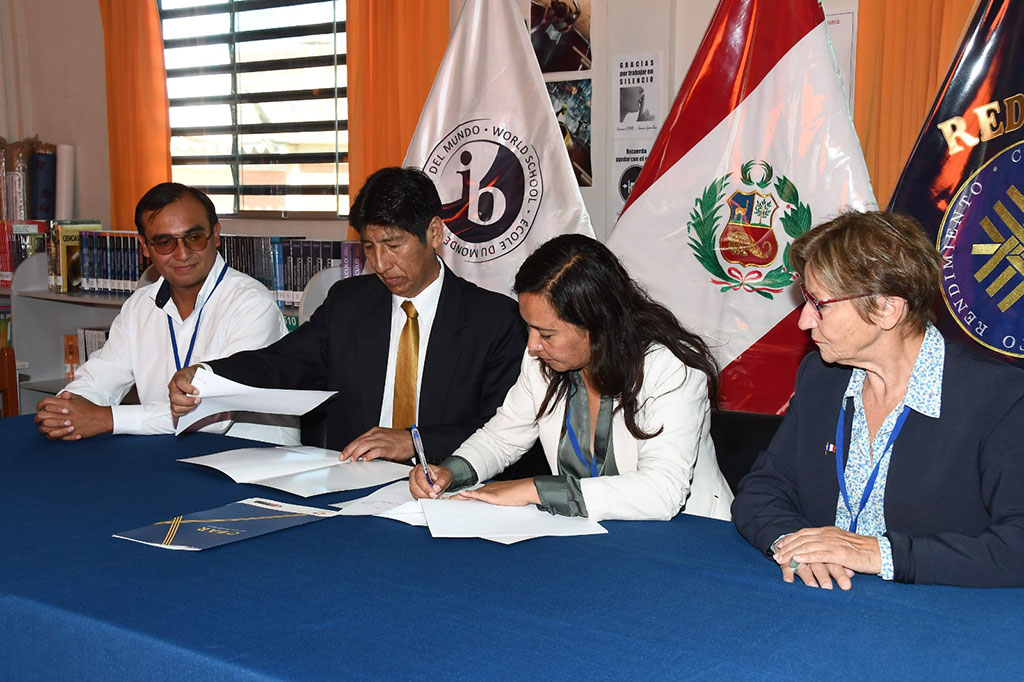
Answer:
404;0;593;296
607;0;875;413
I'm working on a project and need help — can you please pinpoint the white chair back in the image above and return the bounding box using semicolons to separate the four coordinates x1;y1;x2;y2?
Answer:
299;267;344;325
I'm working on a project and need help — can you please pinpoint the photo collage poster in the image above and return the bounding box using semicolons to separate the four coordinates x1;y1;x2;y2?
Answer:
530;0;594;187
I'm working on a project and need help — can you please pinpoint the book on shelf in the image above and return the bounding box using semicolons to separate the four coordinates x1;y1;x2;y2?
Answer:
0;305;11;348
0;219;48;288
63;333;80;380
76;326;110;365
219;236;364;311
52;219;103;293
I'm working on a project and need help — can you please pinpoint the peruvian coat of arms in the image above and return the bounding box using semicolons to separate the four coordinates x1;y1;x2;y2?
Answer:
687;160;812;299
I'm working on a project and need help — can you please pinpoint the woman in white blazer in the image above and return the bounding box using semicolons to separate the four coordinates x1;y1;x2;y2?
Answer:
410;235;733;522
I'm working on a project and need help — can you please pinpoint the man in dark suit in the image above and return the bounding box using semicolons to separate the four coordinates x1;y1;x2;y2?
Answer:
168;167;528;464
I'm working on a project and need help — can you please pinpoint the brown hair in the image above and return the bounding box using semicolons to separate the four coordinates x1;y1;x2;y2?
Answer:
789;211;940;334
514;234;719;438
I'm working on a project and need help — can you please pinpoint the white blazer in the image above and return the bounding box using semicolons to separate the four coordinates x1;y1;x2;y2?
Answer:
452;346;734;522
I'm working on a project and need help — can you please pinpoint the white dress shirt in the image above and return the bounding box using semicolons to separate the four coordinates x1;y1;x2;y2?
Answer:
63;253;300;444
377;258;445;427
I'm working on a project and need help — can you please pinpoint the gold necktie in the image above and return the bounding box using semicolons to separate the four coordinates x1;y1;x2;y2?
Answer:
392;300;419;429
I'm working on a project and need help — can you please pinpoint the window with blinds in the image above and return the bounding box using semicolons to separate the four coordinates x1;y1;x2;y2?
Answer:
158;0;348;218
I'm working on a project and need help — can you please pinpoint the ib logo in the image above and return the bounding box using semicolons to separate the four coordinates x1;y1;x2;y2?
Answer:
424;118;542;263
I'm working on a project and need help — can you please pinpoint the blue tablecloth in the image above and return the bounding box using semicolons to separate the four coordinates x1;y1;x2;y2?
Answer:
2;414;1021;681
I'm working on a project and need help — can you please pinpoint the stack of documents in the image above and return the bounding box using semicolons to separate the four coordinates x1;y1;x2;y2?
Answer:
180;446;412;497
334;481;607;543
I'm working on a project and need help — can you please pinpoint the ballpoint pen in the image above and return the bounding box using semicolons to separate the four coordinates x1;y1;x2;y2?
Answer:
410;424;434;486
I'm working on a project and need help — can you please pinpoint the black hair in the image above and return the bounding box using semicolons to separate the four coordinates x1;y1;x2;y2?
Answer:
514;234;719;440
348;166;442;242
134;183;218;237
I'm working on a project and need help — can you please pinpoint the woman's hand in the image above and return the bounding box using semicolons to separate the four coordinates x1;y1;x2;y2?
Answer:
783;560;856;591
453;478;541;507
409;464;453;499
774;526;882;589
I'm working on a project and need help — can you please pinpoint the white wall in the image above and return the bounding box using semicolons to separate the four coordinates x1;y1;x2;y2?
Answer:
1;0;111;226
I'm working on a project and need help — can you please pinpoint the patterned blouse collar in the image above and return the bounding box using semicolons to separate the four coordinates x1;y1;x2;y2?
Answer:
843;322;944;419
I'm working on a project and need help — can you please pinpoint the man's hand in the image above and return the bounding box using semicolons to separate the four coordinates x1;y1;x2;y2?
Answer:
410;463;453;499
35;391;113;440
452;478;541;507
168;364;203;423
773;526;881;589
339;427;414;462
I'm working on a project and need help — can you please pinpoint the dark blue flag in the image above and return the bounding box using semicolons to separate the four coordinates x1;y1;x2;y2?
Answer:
889;0;1024;363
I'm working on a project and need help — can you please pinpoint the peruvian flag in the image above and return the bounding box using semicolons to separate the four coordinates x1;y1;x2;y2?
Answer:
606;0;875;413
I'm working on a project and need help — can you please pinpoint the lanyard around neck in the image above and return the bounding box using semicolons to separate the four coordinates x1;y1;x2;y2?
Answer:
565;380;599;478
834;396;910;534
167;263;229;371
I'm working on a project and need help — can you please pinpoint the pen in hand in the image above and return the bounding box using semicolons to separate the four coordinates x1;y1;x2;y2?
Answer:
410;425;434;487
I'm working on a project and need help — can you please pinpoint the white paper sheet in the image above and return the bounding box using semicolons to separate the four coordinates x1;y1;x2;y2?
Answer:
334;482;537;543
419;499;607;539
333;480;414;515
179;446;412;497
175;368;336;435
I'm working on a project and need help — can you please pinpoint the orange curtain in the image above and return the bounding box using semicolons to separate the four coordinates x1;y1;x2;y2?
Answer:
98;1;171;230
854;0;977;207
347;0;448;237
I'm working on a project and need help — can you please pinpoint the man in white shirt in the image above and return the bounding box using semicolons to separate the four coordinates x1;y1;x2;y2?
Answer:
34;183;298;445
167;167;532;467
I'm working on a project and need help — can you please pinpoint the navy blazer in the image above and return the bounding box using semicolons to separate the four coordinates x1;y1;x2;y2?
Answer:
732;342;1024;587
210;266;527;463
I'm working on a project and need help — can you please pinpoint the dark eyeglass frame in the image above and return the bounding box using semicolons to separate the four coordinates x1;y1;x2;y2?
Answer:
798;281;874;319
146;229;212;256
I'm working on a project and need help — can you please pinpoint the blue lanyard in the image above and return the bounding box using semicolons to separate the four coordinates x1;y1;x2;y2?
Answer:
167;264;229;371
565;381;599;478
834;397;910;534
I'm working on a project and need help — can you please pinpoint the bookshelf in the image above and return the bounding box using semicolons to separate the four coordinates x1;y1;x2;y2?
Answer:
17;289;127;307
8;236;363;413
11;253;122;412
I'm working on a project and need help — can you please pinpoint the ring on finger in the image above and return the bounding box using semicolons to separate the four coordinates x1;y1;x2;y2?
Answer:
789;557;802;572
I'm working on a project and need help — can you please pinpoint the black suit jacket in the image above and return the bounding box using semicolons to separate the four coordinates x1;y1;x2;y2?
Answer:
209;267;528;463
731;342;1024;587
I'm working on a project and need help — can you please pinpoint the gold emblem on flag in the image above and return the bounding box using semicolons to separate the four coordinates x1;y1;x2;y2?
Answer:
971;185;1024;312
687;160;811;299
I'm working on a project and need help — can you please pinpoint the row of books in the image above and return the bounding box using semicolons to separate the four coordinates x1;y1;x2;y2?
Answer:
0;218;108;292
63;326;110;380
7;223;367;302
220;236;366;307
79;231;150;294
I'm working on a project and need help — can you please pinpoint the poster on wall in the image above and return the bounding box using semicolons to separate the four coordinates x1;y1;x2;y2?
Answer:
546;78;593;187
609;139;652;219
529;0;593;73
825;11;857;109
613;53;661;137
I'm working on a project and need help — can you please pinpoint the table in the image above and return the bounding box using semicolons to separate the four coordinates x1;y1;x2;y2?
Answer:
2;415;1021;681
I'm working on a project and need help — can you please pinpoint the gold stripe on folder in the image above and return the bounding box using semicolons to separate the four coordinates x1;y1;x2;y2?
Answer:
162;516;183;545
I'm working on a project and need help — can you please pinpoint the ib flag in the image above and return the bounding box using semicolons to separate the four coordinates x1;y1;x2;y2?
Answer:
403;0;593;296
888;1;1024;363
606;0;875;413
